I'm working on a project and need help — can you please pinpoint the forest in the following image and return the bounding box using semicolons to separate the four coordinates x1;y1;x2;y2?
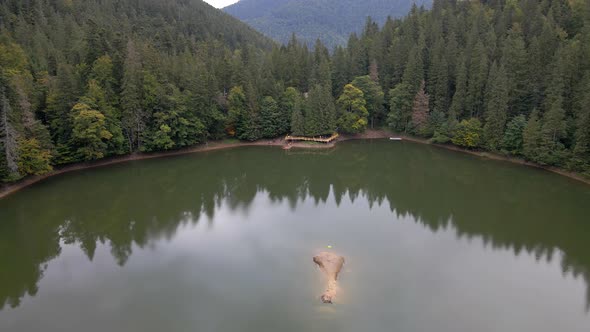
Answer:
1;0;590;183
224;0;431;49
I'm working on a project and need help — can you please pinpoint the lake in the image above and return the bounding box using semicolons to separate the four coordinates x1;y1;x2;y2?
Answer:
1;139;590;331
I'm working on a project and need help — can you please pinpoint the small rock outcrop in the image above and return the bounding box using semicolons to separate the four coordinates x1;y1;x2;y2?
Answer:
313;252;345;303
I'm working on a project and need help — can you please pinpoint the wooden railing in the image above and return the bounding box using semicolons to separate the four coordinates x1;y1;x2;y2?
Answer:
285;133;339;143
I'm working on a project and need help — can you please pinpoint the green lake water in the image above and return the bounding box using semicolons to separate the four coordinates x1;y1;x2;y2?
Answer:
1;139;590;331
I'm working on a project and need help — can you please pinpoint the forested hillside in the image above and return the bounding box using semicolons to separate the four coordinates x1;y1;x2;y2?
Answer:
224;0;431;49
1;0;590;183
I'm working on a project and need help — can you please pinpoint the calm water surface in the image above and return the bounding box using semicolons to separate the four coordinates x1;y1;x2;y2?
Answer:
1;140;590;331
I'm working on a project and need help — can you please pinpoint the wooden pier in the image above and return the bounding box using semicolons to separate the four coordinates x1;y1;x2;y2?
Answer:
284;133;339;143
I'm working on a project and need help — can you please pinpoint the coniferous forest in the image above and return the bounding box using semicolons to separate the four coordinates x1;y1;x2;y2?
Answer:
1;0;590;183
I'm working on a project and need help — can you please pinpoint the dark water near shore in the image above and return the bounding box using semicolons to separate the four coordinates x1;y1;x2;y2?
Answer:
1;139;590;331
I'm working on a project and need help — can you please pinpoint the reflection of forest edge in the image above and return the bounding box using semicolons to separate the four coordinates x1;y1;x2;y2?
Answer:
1;141;589;310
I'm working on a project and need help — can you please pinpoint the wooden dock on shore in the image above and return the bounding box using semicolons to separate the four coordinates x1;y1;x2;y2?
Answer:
285;133;339;143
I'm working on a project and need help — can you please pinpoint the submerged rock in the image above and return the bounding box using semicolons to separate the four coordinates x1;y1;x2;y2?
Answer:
313;252;345;303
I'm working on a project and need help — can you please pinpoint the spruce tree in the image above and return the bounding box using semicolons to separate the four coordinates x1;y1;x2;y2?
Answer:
121;40;144;152
280;87;302;134
402;42;424;93
466;41;489;118
502;26;530;116
570;76;590;172
0;88;19;179
411;81;430;136
304;85;325;136
538;96;567;165
483;63;509;151
290;104;305;136
450;55;468;120
260;96;280;138
502;115;527;155
227;86;249;139
523;109;542;162
351;76;384;128
388;83;413;132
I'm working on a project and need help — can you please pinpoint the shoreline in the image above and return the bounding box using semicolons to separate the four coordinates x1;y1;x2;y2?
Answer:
1;130;589;199
343;129;590;186
0;139;285;200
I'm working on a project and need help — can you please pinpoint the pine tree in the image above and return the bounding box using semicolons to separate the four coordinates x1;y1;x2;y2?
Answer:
523;109;542;162
331;46;350;97
290;104;305;136
450;55;467;120
483;63;509;151
432;56;449;115
402;42;424;93
0;87;19;179
304;85;324;136
571;106;590;173
502;115;527;155
411;81;430;136
570;76;590;172
428;37;449;115
388;83;413;132
321;85;337;134
466;41;489;118
280;87;301;134
121;40;144;152
260;96;280;138
502;26;530;116
538;95;567;165
351;76;384;128
227;86;250;140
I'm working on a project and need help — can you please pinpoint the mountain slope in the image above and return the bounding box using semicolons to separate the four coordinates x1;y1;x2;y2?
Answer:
224;0;431;49
0;0;278;182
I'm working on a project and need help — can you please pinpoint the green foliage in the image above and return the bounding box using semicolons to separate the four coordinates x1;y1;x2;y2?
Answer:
502;115;527;155
452;118;482;149
387;83;413;132
430;120;454;144
0;42;28;77
227;86;250;140
483;64;509;151
337;84;368;134
537;96;567;165
523;110;543;162
304;84;336;136
71;103;113;161
260;96;281;138
290;107;305;136
17;138;52;176
351;76;384;128
280;87;301;134
0;142;8;181
411;82;430;137
465;42;488;118
150;124;175;151
570;84;590;172
225;0;427;49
